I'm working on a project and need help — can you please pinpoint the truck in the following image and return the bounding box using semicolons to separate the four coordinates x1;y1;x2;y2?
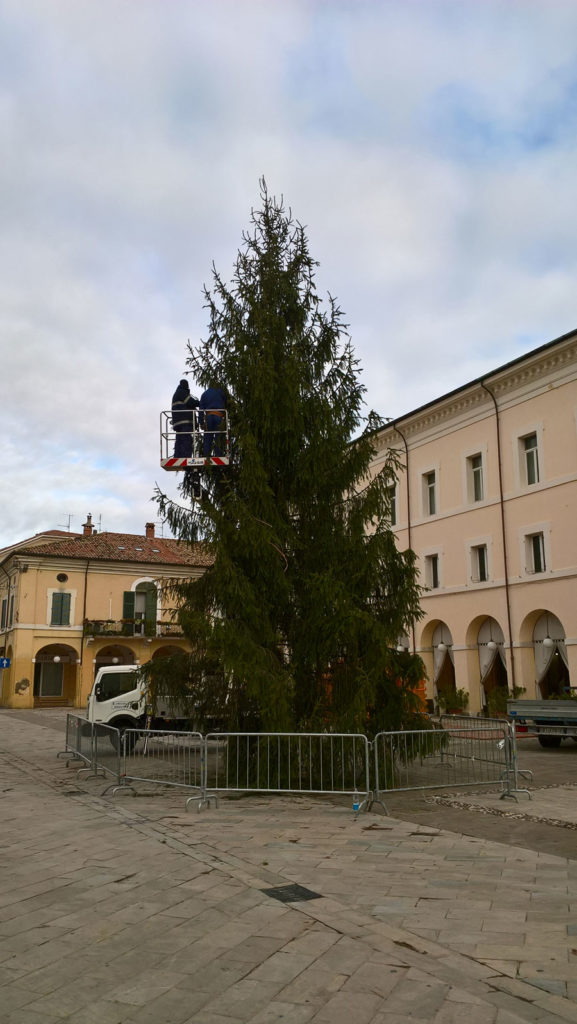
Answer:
86;664;194;744
507;699;577;748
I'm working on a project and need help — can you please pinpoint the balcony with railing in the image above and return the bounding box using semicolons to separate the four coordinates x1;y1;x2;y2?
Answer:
83;614;184;639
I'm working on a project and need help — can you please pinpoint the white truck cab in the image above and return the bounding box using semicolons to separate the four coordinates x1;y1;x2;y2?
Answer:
86;665;192;735
87;665;146;732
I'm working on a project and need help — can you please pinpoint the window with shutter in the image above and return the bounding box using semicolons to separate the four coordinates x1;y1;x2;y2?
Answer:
122;591;135;635
51;592;71;626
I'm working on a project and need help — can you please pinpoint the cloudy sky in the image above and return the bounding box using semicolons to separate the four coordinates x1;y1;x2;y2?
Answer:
2;0;577;547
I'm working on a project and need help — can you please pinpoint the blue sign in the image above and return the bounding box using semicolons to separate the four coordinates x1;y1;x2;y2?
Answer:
0;657;10;669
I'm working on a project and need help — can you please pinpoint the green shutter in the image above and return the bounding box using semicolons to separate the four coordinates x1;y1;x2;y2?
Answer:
51;592;70;626
122;591;135;635
144;586;156;622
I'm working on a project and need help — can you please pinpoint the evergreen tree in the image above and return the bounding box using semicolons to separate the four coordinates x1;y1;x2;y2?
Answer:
153;181;423;734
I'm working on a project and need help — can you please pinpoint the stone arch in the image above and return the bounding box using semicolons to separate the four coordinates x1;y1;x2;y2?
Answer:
477;617;508;714
152;645;187;660
93;644;137;678
33;642;79;703
431;622;456;709
532;612;569;698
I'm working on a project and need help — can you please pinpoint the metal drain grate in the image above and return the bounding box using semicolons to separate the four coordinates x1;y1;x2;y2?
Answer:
262;883;322;903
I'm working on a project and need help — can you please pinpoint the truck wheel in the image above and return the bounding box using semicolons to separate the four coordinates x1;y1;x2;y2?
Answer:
538;736;562;748
109;724;139;755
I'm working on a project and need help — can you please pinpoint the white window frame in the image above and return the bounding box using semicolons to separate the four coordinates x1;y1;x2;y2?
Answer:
421;467;438;517
424;552;441;590
386;483;397;527
519;522;550;577
465;450;487;505
515;425;543;489
471;543;489;582
526;532;546;574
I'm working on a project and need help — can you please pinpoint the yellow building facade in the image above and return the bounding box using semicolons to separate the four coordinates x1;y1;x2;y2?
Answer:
0;519;211;708
372;328;577;714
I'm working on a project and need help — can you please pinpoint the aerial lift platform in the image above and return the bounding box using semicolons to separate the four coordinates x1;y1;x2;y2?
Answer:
160;409;230;471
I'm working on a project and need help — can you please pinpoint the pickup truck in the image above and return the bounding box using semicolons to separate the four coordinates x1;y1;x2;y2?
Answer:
86;664;194;742
507;699;577;748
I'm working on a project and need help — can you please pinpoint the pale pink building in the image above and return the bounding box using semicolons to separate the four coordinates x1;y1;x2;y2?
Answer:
372;328;577;714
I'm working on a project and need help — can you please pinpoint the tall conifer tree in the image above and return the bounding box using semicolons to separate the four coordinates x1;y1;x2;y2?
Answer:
154;181;423;733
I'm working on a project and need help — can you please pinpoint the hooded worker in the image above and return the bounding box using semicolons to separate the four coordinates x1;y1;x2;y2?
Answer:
171;379;199;458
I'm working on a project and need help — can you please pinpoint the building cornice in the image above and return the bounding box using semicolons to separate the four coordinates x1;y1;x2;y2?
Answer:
376;333;577;450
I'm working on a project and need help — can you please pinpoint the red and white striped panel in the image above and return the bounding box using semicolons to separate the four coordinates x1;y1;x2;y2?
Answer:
161;457;229;471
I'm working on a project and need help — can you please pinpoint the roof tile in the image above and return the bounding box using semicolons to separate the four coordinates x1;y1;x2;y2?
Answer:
18;532;212;567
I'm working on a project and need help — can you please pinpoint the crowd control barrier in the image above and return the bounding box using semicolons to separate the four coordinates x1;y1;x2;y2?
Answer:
373;722;520;814
202;731;371;812
440;714;532;800
59;717;532;813
119;729;205;806
58;714;93;767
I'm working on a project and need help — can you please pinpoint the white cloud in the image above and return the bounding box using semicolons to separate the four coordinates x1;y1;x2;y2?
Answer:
1;0;577;544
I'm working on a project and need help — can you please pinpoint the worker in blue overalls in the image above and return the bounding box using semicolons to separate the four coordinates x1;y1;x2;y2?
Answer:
199;384;227;458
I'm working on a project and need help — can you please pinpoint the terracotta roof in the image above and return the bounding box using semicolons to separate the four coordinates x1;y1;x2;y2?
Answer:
0;529;81;559
17;531;213;568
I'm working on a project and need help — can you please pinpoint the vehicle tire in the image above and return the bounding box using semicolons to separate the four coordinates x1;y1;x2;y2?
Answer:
109;722;139;755
538;735;562;748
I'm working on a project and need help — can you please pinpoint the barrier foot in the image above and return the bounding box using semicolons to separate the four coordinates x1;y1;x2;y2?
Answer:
102;780;136;797
369;797;390;816
187;791;218;813
76;766;100;778
57;750;75;760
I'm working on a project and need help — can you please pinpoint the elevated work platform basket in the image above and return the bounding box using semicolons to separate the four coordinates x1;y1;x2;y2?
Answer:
160;409;230;470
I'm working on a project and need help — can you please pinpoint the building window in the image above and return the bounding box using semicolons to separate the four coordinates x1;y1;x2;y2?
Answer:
522;433;540;486
472;544;488;582
423;471;436;516
425;553;440;589
8;595;14;627
527;532;546;574
387;484;397;526
50;592;71;626
468;453;484;502
1;598;7;630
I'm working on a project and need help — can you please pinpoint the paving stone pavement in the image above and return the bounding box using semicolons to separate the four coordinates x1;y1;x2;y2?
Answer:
0;710;576;1023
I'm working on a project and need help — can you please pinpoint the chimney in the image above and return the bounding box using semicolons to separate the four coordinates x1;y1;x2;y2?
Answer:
82;514;94;536
145;522;155;539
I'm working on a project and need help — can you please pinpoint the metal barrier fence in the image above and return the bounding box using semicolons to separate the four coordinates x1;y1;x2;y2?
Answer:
203;732;371;811
57;714;94;767
120;729;205;806
440;713;508;735
439;714;532;800
59;719;531;813
93;722;123;786
373;724;515;813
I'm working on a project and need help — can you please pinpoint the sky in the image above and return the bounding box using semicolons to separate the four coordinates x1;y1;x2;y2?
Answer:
1;0;577;547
